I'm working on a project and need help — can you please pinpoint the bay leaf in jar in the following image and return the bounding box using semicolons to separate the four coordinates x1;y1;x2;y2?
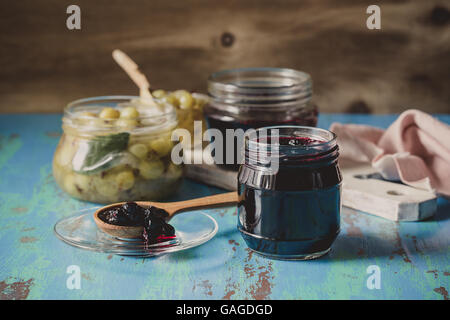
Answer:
72;132;130;174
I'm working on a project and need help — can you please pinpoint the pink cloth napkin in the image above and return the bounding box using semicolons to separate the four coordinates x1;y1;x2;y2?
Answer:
330;109;450;197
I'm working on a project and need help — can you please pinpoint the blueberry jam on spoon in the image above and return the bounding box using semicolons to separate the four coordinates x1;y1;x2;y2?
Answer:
98;202;176;244
143;207;176;244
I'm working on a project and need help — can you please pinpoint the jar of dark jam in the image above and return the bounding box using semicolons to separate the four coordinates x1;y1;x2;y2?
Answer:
205;68;318;169
237;126;342;260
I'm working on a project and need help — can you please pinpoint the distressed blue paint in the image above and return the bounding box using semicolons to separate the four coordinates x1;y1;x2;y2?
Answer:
0;113;449;300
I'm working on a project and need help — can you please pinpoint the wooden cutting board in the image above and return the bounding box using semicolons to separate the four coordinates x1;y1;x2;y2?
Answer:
338;159;437;221
185;159;437;221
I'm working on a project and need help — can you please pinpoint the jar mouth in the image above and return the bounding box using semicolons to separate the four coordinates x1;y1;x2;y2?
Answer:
208;68;312;106
63;95;178;135
247;126;336;151
209;67;311;93
245;126;338;166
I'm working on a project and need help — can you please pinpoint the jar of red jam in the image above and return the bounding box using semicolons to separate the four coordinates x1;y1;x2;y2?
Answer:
205;68;317;169
237;126;342;260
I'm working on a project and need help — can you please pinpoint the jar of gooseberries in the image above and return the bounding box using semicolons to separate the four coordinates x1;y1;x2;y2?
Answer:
152;90;208;147
53;96;183;204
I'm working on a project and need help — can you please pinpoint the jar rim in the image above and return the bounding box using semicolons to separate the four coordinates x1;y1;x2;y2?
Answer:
244;126;338;168
246;125;337;151
206;68;313;119
63;95;178;135
208;67;311;94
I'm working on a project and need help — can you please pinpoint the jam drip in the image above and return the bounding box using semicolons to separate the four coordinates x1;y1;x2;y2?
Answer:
99;202;176;244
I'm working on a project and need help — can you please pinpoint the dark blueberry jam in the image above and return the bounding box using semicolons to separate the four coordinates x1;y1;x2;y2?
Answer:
259;136;323;146
237;126;342;260
99;202;176;244
206;115;318;170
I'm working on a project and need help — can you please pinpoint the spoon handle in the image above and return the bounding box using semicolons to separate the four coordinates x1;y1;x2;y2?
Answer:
164;192;238;216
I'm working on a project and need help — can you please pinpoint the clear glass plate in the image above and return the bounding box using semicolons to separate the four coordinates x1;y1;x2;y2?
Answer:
54;208;218;257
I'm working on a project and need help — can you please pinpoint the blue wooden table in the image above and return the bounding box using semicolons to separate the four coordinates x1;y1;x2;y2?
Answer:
0;113;449;300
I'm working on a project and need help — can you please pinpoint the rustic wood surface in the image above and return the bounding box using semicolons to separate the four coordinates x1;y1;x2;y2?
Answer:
0;0;449;114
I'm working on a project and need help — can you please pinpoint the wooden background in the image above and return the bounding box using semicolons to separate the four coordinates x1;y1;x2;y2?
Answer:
0;0;449;114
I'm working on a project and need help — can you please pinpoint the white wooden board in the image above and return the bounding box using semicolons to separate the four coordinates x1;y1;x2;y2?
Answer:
339;159;437;221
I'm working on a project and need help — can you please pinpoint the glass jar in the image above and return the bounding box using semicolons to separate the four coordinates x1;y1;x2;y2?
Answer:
53;96;183;204
205;68;318;169
152;90;209;142
237;126;342;260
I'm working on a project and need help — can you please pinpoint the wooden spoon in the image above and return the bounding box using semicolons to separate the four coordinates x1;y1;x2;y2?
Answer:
112;49;159;108
93;192;238;239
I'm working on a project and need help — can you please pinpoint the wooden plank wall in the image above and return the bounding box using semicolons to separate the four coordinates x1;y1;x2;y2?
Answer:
0;0;449;114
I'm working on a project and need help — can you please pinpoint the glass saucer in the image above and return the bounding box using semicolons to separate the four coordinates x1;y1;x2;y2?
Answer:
54;207;218;257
